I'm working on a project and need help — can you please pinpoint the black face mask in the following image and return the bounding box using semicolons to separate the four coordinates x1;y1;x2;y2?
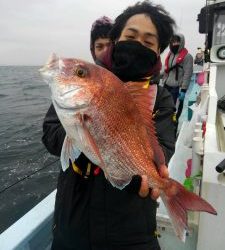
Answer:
170;44;180;54
111;40;158;82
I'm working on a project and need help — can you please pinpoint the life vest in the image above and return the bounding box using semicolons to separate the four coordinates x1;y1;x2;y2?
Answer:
164;48;188;74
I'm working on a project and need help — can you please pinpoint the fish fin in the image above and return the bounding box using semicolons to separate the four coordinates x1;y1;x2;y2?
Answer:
146;122;166;168
125;81;157;113
104;166;133;190
76;113;105;167
61;136;81;171
161;179;217;241
125;82;165;168
105;174;132;190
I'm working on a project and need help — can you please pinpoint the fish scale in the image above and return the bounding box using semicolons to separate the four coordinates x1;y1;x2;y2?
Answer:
90;90;156;183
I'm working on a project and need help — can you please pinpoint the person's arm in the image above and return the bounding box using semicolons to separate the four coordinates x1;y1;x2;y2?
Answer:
42;104;66;157
181;54;193;90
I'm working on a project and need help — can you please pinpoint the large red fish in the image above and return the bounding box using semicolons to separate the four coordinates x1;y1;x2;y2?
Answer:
40;54;217;241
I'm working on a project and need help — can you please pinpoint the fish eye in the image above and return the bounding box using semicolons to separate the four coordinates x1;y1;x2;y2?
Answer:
74;66;87;78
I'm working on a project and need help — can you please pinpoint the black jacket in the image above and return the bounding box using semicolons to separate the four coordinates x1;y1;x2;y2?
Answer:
42;86;176;250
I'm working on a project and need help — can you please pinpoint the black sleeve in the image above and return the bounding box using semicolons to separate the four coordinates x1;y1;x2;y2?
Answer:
42;104;66;157
153;86;176;164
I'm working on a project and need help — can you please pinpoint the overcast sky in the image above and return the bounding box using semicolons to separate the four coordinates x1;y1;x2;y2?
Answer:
0;0;206;66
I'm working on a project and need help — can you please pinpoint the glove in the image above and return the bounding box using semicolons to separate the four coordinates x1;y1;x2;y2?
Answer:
178;89;186;101
124;175;142;194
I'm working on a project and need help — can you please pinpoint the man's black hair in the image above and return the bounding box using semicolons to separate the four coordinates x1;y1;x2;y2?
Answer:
91;24;113;47
109;0;176;53
90;16;113;49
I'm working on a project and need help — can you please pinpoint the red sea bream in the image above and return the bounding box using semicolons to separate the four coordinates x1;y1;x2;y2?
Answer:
40;54;217;241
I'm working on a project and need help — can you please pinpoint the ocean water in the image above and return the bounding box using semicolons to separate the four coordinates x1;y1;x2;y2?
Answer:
0;66;60;233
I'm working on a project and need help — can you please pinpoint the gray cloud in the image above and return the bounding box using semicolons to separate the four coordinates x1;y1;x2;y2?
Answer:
0;0;206;65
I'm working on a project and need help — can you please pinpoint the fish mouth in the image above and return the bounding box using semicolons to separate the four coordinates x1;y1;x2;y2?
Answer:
53;87;83;110
53;99;87;112
59;87;82;98
53;99;79;111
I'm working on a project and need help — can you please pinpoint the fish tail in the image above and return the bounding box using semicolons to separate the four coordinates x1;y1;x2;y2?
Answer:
161;179;217;242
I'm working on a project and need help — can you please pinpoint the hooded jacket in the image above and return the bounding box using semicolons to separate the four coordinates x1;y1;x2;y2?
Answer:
163;34;193;89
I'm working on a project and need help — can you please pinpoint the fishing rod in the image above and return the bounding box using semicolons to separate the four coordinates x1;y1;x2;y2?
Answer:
0;157;59;195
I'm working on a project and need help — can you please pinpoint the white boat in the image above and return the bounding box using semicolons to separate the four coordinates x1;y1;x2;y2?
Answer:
1;1;225;249
0;190;56;250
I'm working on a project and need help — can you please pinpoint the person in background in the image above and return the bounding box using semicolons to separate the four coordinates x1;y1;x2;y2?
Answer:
194;47;204;66
162;34;193;119
42;1;176;249
90;16;113;64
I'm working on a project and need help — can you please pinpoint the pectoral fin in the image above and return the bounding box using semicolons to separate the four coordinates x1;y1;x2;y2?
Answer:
61;136;81;171
76;113;105;167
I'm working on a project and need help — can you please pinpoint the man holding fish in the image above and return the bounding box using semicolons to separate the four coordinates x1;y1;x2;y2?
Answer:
41;1;216;250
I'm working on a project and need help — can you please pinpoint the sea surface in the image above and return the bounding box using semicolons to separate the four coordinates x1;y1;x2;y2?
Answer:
0;66;61;233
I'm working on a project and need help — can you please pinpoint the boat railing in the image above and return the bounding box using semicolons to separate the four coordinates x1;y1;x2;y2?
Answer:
0;190;56;250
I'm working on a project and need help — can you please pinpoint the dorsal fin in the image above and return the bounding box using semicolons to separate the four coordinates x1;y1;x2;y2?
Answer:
124;81;157;130
124;81;166;168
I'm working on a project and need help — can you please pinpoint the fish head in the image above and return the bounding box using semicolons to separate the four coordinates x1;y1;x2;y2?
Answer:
40;53;106;114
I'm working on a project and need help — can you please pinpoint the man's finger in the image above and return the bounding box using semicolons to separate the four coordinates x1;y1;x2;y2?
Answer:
159;165;169;178
138;175;149;198
151;188;161;200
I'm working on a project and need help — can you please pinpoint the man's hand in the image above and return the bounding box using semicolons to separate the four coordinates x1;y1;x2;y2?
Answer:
138;165;169;199
178;88;187;101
